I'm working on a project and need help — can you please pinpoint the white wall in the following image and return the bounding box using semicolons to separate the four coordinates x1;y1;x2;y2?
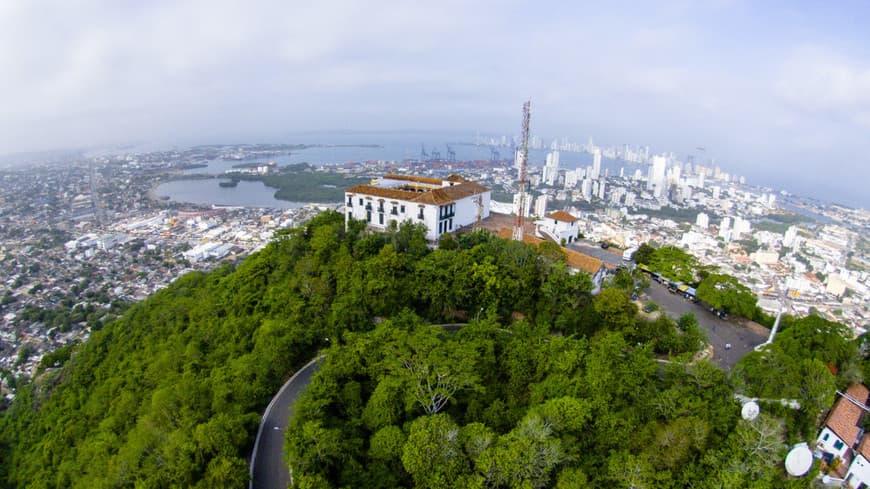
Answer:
847;455;870;488
346;190;491;242
817;427;851;459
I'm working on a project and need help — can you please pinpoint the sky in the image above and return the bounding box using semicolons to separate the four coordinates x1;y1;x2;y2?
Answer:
1;0;869;207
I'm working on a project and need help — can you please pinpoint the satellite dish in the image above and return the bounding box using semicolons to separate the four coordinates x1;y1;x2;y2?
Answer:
741;401;760;420
785;443;813;477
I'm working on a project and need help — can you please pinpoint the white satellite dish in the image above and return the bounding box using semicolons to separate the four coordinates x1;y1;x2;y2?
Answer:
785;443;813;477
741;401;760;420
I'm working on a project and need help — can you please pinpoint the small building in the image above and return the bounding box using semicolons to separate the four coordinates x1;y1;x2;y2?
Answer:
345;174;490;242
846;436;870;489
535;210;581;245
816;384;870;476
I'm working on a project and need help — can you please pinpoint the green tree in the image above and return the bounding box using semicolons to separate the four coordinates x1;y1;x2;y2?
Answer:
696;273;757;317
631;242;655;265
401;414;467;489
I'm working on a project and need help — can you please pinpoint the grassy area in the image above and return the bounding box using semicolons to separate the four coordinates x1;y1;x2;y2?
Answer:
753;220;789;234
236;163;369;202
762;211;815;225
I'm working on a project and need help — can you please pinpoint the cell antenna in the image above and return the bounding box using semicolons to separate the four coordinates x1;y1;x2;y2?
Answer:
513;100;531;241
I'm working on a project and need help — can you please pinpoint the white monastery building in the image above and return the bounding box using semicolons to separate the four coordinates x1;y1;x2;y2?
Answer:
535;210;581;245
345;174;491;242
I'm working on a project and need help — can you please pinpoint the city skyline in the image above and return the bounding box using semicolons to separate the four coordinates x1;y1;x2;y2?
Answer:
1;1;869;207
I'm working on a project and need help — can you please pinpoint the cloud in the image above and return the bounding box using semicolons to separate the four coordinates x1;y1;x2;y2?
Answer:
0;1;867;205
774;45;870;127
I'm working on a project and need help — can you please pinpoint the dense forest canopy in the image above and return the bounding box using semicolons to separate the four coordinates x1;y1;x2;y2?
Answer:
0;210;864;488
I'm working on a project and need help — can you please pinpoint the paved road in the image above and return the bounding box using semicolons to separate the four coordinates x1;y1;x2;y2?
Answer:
644;282;766;369
250;356;323;489
568;242;625;265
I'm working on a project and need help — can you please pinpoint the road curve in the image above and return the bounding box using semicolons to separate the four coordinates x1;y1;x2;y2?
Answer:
250;355;324;489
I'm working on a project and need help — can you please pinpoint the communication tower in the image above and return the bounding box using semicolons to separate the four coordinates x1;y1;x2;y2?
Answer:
513;100;531;241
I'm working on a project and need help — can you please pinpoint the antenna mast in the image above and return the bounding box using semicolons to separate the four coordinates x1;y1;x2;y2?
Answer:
513;100;531;241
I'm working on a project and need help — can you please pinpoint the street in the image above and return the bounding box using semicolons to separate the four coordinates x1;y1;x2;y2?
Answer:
644;281;766;369
250;356;323;489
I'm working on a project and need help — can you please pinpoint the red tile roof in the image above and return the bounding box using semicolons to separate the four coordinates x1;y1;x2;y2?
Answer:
496;228;604;275
547;210;579;223
382;174;444;185
347;181;489;205
858;434;870;459
825;384;870;447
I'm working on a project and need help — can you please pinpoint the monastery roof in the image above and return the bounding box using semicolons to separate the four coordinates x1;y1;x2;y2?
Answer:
346;180;489;206
546;210;579;223
382;174;444;185
496;228;604;275
859;433;870;460
825;384;870;447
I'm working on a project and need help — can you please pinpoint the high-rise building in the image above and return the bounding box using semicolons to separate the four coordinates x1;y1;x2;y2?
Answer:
711;186;721;200
534;194;549;218
732;217;751;240
718;217;731;241
696;212;709;229
581;178;592;200
783;226;798;248
597;181;606;199
513;192;532;217
648;155;667;193
591;148;602;180
564;170;579;189
542;150;560;186
624;192;636;207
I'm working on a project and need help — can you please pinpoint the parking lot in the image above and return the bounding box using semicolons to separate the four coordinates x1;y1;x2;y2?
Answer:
643;281;767;370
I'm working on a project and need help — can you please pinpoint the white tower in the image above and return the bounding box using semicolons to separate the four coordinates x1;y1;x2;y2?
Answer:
591;148;602;180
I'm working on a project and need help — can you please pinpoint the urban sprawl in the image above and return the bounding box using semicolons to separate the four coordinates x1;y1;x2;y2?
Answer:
0;139;868;402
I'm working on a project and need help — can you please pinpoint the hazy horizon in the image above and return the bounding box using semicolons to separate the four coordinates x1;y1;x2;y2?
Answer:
1;1;869;207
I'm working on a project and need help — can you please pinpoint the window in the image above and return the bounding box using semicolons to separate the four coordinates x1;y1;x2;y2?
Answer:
347;196;353;206
823;433;830;441
834;439;845;450
400;205;405;213
379;213;384;225
448;218;453;231
347;212;352;221
391;205;398;215
366;211;371;222
359;198;363;205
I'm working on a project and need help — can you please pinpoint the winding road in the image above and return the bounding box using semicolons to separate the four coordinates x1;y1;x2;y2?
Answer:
249;356;324;489
248;285;766;487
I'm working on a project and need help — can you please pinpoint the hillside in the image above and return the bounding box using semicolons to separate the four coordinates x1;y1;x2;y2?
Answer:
0;210;857;488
